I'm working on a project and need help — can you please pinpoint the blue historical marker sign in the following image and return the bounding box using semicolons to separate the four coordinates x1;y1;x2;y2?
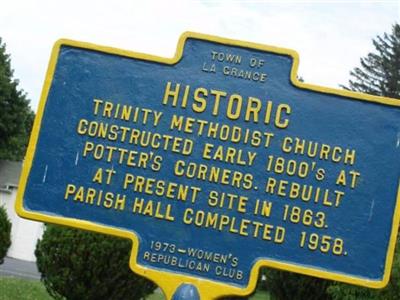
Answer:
16;33;400;299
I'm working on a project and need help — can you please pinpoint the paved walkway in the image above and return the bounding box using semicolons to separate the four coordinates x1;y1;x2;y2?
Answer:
0;257;40;280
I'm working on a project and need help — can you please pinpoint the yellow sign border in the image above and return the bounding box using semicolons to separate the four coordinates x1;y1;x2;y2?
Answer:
15;32;400;299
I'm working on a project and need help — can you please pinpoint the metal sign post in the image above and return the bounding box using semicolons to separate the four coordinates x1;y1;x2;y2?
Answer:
172;284;200;300
16;32;400;299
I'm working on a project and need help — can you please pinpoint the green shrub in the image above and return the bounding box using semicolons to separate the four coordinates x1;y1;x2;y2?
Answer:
327;238;400;300
0;205;12;264
260;268;332;300
35;224;157;300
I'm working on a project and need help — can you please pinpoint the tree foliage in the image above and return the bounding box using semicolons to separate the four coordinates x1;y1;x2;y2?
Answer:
343;23;400;98
259;24;400;300
320;24;400;299
0;205;12;264
35;225;157;300
0;37;34;161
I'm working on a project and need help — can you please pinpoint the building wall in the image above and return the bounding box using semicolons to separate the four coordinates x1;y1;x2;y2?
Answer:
0;188;44;262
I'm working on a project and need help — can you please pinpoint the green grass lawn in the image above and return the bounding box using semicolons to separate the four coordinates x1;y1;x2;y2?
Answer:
0;276;269;300
0;276;53;300
250;291;270;300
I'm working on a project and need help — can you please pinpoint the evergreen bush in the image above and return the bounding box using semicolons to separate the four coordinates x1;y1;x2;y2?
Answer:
35;224;157;300
260;268;332;300
0;205;11;264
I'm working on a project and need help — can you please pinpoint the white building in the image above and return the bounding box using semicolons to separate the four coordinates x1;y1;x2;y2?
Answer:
0;160;44;262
